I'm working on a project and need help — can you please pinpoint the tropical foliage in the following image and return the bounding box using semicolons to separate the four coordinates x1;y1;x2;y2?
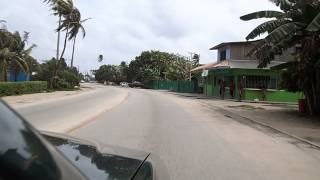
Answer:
0;81;47;96
43;0;88;88
0;28;36;82
127;51;198;83
94;51;198;84
241;0;320;115
33;58;81;89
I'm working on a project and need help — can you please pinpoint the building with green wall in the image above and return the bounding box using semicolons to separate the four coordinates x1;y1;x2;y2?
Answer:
192;41;301;103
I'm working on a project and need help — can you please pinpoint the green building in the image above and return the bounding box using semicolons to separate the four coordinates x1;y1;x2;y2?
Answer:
191;41;301;103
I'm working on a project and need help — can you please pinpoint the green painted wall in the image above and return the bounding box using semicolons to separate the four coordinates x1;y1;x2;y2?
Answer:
266;90;301;103
201;68;300;103
244;89;300;103
206;84;213;96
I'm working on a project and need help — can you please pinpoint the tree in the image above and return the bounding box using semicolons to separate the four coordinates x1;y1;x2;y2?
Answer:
119;61;128;82
69;10;90;68
98;54;104;63
94;65;119;83
0;29;34;81
34;58;80;89
127;50;193;83
44;0;75;88
43;0;60;61
241;0;320;115
192;54;200;66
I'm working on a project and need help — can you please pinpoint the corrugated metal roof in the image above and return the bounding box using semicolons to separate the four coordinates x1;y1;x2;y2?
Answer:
191;62;218;72
191;60;287;73
208;60;286;70
209;40;262;50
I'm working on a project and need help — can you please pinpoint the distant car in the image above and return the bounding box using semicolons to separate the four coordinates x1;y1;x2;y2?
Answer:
0;100;168;180
120;82;129;88
129;81;145;88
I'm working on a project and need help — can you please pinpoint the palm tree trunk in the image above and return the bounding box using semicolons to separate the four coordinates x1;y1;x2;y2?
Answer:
56;15;61;61
70;35;77;68
50;25;70;88
2;60;8;82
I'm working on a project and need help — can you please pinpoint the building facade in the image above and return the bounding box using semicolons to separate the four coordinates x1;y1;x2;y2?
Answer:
192;41;301;103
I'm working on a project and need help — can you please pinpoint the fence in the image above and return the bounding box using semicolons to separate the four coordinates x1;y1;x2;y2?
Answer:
147;81;195;93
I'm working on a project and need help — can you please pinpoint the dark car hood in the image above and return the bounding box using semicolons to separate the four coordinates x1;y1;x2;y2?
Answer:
41;132;152;180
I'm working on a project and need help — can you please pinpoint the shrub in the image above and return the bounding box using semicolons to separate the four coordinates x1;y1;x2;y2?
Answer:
54;70;80;90
0;81;48;96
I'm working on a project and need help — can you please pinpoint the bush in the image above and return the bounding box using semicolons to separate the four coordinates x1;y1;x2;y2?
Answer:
0;81;48;96
54;70;80;90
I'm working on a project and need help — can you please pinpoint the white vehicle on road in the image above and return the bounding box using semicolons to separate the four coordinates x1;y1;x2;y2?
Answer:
120;82;129;88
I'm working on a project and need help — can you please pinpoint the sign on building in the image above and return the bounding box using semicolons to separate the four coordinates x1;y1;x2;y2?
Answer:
202;70;209;77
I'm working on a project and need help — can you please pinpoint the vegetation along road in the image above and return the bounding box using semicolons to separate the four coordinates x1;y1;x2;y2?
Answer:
6;84;320;180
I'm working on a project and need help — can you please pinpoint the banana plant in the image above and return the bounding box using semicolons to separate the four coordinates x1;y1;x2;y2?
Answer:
241;0;320;115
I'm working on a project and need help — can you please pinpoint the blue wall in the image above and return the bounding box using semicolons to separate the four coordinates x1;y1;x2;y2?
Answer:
9;71;29;82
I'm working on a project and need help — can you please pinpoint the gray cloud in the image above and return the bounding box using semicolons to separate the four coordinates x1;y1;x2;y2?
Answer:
0;0;279;72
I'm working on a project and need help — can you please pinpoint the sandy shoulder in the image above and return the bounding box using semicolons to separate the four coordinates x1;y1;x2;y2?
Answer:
1;83;95;108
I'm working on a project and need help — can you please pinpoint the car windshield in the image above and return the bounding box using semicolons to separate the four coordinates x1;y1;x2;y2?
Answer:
1;1;320;180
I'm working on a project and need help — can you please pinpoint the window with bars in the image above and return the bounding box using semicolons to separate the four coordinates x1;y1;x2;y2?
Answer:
240;76;278;89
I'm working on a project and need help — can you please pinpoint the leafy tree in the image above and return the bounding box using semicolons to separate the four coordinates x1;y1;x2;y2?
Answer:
119;61;128;82
94;65;119;83
241;0;320;115
192;54;200;66
34;58;80;89
0;29;35;81
127;51;194;83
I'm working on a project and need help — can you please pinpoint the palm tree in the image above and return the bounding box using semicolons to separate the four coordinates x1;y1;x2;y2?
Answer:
98;54;104;63
43;0;63;62
68;9;90;68
240;0;320;115
44;0;74;87
0;30;31;81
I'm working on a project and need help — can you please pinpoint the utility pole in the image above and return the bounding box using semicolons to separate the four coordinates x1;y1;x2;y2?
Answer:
188;52;196;82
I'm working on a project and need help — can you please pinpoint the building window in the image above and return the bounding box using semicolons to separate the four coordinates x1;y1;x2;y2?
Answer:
241;76;278;89
220;50;226;61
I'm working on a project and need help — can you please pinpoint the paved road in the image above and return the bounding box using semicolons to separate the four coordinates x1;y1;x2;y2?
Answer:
11;86;320;180
12;84;128;132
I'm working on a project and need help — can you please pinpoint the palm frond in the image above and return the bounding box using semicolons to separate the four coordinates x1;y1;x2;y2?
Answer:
23;44;37;56
265;22;303;43
269;0;295;11
246;19;290;40
306;12;320;32
79;25;86;38
15;57;30;73
246;40;268;57
22;31;30;43
240;11;284;21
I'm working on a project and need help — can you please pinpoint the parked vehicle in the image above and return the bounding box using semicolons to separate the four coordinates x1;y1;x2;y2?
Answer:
120;82;129;88
0;100;168;180
129;81;145;88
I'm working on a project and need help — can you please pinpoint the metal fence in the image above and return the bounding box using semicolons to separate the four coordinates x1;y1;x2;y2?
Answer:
146;81;195;93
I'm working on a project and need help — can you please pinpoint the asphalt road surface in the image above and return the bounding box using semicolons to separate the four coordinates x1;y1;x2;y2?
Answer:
10;85;320;180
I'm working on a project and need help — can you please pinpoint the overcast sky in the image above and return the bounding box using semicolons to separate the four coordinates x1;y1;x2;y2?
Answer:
0;0;279;73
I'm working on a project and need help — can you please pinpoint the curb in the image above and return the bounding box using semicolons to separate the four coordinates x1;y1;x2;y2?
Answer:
169;92;298;106
200;102;320;149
